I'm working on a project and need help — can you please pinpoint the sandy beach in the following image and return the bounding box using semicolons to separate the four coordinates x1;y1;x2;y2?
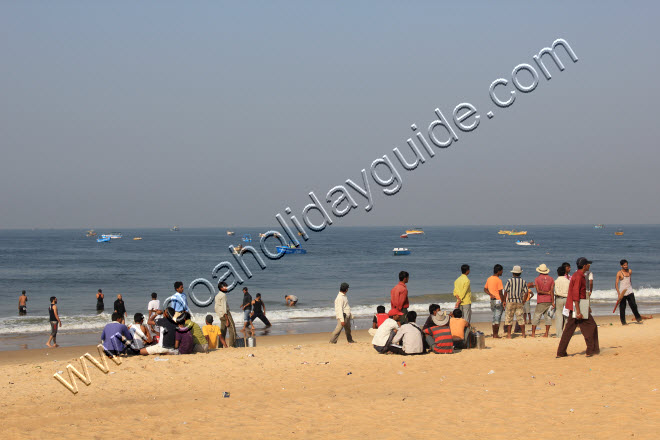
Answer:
1;314;658;439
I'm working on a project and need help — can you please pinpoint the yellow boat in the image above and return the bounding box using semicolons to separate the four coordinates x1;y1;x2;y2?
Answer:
508;230;528;236
498;230;512;235
133;237;142;240
615;231;624;236
405;228;424;235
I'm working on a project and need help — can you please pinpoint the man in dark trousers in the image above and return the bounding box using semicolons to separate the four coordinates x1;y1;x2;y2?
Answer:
250;293;272;328
557;257;600;358
114;294;127;321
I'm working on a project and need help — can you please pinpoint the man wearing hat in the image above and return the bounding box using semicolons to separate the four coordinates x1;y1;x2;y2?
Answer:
371;309;403;353
330;282;356;344
423;311;454;354
503;265;530;338
531;264;555;337
557;257;600;357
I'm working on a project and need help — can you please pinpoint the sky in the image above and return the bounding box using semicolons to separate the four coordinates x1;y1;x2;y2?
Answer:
1;1;659;229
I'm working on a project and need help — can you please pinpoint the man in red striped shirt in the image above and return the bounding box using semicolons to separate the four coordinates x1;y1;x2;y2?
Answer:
423;311;453;354
556;257;600;357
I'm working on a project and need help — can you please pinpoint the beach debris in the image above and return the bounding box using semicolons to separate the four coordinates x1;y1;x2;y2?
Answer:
153;357;168;362
35;366;42;369
402;362;407;367
531;375;535;379
317;361;329;365
223;392;230;398
549;382;556;386
347;372;352;375
652;389;657;392
9;382;14;385
569;409;574;413
604;405;609;408
300;361;309;365
248;354;255;357
488;370;495;375
57;371;63;374
109;372;116;375
294;345;302;350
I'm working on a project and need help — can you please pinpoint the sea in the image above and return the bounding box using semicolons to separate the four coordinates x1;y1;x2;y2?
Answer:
1;225;659;350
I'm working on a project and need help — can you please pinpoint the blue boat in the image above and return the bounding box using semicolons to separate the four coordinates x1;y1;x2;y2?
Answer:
242;234;252;243
97;236;111;243
393;247;410;255
276;244;307;254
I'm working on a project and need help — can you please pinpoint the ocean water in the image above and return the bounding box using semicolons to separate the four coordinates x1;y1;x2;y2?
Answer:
1;225;659;347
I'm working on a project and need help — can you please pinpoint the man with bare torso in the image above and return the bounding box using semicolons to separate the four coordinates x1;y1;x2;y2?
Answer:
615;260;653;325
18;291;28;316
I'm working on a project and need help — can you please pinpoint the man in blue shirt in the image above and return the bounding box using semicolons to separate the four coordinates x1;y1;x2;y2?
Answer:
171;281;189;322
101;312;133;356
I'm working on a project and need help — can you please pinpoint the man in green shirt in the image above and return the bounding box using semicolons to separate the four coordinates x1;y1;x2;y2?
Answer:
184;312;209;353
453;264;472;323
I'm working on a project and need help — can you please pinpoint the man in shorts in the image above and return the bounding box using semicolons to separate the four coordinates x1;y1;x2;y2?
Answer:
285;294;298;306
504;266;529;338
46;296;62;348
531;264;555;337
18;290;28;316
484;264;504;338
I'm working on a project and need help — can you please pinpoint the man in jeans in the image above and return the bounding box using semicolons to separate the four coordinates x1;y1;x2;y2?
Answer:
453;264;472;323
330;282;355;344
484;264;504;338
504;266;529;338
531;264;555;337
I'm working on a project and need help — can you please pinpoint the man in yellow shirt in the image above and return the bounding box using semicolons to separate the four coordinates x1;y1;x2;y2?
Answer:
202;314;227;349
454;264;472;323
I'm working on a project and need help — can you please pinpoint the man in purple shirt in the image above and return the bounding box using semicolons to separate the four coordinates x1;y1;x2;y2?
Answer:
101;312;133;356
556;257;600;358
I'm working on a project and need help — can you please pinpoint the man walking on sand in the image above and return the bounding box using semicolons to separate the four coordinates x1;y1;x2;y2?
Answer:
484;264;505;338
454;264;472;324
391;271;410;325
531;264;555;338
46;296;62;347
330;282;355;344
504;266;529;338
557;257;600;358
215;281;237;347
615;259;653;325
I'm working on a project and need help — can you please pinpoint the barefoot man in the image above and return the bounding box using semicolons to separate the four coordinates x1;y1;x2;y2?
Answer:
615;259;653;325
46;296;62;347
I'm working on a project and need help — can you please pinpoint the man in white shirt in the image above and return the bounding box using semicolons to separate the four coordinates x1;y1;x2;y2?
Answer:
372;309;403;353
329;282;355;344
214;281;237;347
147;292;161;334
554;265;570;338
391;311;424;355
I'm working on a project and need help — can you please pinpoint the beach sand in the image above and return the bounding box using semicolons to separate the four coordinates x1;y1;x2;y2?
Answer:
1;315;658;439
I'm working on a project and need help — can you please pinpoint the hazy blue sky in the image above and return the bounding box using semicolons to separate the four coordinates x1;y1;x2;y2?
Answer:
2;1;659;229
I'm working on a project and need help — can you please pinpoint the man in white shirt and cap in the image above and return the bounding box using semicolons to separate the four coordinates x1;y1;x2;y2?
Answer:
371;309;403;353
329;282;355;344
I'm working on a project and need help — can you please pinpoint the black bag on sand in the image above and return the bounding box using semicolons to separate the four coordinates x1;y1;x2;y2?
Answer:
234;337;246;348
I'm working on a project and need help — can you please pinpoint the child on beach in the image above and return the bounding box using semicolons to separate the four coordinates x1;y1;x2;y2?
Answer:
202;315;227;349
372;305;388;329
175;316;194;355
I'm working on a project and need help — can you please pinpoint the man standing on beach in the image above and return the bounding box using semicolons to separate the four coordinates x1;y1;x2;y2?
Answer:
330;282;355;344
114;294;127;321
46;296;61;348
615;259;653;325
531;264;554;338
557;257;600;357
554;265;570;338
171;281;189;322
18;290;28;316
504;266;528;338
250;293;272;328
215;281;237;347
240;287;255;333
391;271;410;325
453;265;472;324
484;265;504;338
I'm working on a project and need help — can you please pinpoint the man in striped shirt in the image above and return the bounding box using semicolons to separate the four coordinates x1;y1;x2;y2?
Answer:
504;265;529;339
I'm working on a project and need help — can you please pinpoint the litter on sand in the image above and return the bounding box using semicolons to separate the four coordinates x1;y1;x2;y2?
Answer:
488;370;495;375
154;357;169;362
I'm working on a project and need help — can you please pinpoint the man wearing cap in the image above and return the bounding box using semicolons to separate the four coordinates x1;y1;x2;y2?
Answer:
423;311;454;354
330;282;355;344
503;266;529;338
531;264;555;338
372;309;403;353
391;271;410;325
557;258;600;357
453;264;472;324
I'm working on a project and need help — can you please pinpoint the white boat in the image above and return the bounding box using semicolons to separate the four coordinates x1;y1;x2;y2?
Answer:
101;233;122;239
516;240;536;246
171;225;180;232
393;248;411;255
226;230;235;236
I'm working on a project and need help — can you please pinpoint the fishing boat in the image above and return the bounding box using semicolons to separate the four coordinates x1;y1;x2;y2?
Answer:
242;234;252;243
516;240;537;246
400;234;408;238
594;224;604;229
276;244;307;254
615;230;624;236
171;225;180;232
133;237;142;241
498;230;512;235
393;248;411;255
101;233;122;239
86;229;97;237
405;228;424;235
508;230;527;236
97;236;111;243
226;230;235;236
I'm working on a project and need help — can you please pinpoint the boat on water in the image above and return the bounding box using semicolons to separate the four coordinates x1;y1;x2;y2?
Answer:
508;230;527;236
594;224;604;229
393;247;411;255
242;234;252;242
400;234;408;238
133;237;142;241
101;233;122;239
226;231;235;236
516;240;537;246
498;230;512;235
276;244;307;254
615;230;624;236
86;229;97;237
259;233;266;238
171;225;180;232
405;228;424;235
97;236;111;243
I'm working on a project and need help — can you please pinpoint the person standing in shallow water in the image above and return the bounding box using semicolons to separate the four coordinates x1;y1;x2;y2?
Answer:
46;296;62;348
18;290;28;316
96;289;104;313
